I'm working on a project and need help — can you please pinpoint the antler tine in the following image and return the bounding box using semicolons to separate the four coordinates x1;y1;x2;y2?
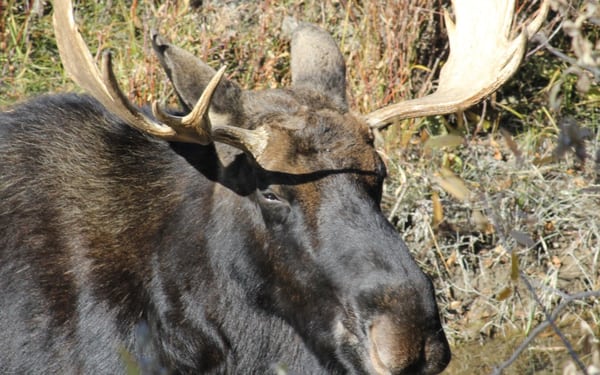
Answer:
366;0;549;130
53;0;175;138
151;66;269;157
152;66;227;144
53;0;270;157
526;0;550;39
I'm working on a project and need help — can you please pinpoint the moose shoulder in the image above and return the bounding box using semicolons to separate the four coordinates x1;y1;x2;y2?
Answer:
0;0;546;373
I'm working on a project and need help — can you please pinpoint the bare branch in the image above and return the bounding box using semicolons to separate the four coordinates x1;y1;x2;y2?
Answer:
491;289;600;375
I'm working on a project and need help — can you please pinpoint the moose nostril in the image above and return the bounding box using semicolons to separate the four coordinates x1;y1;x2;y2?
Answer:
369;315;420;374
423;332;451;374
368;315;450;375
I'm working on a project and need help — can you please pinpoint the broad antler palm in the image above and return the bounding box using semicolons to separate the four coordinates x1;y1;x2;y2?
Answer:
365;0;549;130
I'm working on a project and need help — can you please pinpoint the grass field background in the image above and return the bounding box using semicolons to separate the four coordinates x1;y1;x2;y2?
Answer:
1;0;599;373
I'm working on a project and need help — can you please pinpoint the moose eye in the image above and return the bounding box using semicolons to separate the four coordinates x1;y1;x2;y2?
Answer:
262;191;280;202
257;189;290;224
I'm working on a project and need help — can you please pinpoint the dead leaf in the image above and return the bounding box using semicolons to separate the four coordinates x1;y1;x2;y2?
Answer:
510;230;535;248
511;252;519;282
445;250;457;268
483;258;495;269
573;177;587;187
576;73;591;93
551;256;562;268
472;209;493;233
448;300;462;311
496;177;513;191
432;191;444;228
580;320;596;355
432;167;471;202
424;134;464;151
493;245;507;255
496;286;513;301
493;149;503;161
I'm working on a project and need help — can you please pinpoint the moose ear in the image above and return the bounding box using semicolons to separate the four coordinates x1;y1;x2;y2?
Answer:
151;32;244;124
284;19;348;111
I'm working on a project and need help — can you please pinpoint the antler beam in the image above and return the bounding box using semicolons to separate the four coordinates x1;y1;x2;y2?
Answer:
52;0;268;159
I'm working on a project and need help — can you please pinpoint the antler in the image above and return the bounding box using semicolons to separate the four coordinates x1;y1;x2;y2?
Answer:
52;0;268;159
365;0;549;130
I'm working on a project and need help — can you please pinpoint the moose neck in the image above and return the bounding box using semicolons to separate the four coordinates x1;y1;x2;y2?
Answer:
139;149;332;373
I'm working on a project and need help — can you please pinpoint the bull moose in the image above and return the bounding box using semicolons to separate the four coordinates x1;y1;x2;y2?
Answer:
0;0;546;373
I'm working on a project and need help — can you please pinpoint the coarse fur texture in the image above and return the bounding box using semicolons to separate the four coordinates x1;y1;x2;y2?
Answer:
0;21;450;375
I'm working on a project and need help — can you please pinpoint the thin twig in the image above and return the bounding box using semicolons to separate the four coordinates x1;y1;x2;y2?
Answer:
518;273;588;374
491;290;600;375
526;19;564;58
532;33;600;81
482;195;596;374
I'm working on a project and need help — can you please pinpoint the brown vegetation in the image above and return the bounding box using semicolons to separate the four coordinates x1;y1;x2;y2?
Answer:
1;0;599;373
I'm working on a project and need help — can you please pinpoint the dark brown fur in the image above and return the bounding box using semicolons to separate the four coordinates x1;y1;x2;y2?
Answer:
0;22;450;374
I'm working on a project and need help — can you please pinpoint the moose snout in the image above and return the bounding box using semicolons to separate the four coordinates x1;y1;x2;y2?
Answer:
368;314;450;375
339;281;451;375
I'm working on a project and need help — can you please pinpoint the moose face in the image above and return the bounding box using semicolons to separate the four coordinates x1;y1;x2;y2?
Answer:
145;19;453;375
229;89;451;374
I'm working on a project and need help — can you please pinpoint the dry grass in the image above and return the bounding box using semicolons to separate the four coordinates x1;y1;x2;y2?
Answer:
1;0;599;374
384;127;600;374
